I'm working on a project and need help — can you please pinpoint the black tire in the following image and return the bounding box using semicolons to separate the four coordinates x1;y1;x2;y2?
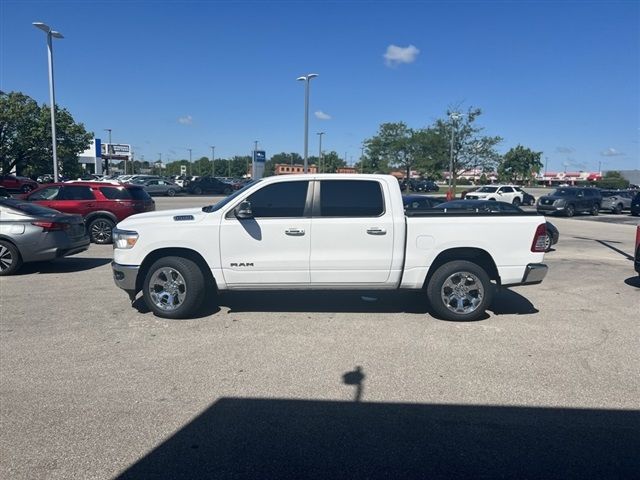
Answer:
223;187;232;195
512;197;521;207
88;217;115;244
143;256;205;319
590;203;599;216
565;204;575;217
21;184;34;193
544;234;553;252
0;240;22;276
613;203;622;214
167;189;176;197
426;260;493;321
193;186;203;195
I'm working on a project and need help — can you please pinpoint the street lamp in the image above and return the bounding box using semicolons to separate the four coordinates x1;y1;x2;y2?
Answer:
104;128;112;174
317;132;324;173
210;146;215;177
447;112;465;199
187;148;192;176
33;22;63;182
297;73;318;173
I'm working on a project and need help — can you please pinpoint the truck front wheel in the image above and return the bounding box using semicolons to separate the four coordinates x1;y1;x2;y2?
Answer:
143;256;205;319
426;260;493;321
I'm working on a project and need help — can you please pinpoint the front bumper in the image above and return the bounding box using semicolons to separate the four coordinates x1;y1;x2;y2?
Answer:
521;263;548;285
537;204;565;214
112;262;139;294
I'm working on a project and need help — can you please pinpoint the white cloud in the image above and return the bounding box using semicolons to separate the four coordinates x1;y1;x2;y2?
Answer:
315;110;332;120
555;146;574;154
383;44;420;67
600;147;624;157
178;115;193;125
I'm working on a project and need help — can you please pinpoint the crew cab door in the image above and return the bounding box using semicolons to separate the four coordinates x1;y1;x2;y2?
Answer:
310;179;394;284
219;180;311;286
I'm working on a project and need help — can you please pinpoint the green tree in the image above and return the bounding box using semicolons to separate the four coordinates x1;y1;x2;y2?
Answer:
270;152;303;166
596;171;629;189
0;91;92;178
314;150;346;173
497;145;543;184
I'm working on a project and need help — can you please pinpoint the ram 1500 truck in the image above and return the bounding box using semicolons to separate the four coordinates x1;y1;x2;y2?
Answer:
111;174;548;321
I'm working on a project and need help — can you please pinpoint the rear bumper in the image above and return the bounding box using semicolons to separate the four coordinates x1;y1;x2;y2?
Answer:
521;263;548;285
112;262;139;294
21;235;90;262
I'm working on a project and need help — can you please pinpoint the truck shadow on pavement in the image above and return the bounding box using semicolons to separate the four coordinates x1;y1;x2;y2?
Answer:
116;396;640;479
13;257;111;275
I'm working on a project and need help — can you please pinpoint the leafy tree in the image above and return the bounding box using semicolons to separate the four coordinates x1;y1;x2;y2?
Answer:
313;150;346;173
497;145;543;184
0;91;92;178
431;106;502;192
270;152;303;165
596;171;629;189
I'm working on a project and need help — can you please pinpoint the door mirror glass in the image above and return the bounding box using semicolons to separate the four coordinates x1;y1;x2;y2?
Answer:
235;201;253;219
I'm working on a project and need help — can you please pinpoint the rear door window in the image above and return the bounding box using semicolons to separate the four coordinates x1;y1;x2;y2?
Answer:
60;186;95;200
319;180;384;217
100;187;132;200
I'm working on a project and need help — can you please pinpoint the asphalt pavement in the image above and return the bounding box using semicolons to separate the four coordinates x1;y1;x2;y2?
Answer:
1;195;638;479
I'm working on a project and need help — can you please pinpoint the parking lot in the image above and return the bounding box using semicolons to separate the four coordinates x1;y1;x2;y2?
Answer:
1;195;639;479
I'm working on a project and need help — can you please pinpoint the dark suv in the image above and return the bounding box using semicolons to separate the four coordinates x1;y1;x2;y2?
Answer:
24;182;155;243
537;187;602;217
187;176;233;195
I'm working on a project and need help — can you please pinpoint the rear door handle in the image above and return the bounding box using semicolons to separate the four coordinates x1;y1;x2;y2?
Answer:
285;228;305;236
367;227;387;235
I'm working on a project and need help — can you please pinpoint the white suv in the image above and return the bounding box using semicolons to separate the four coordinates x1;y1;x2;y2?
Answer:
465;185;524;205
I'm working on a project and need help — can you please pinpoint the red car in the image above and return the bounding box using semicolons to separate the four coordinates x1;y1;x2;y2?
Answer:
0;174;39;193
24;182;155;244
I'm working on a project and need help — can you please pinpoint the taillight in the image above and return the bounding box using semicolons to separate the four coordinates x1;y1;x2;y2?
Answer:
531;223;547;252
32;221;70;232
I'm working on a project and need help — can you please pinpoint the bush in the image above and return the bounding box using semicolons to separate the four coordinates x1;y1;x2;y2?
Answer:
596;178;629;189
457;177;472;185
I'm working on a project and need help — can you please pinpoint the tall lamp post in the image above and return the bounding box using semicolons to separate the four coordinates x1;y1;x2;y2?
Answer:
317;132;324;173
33;22;63;182
297;73;318;173
210;146;215;177
187;148;192;176
104;128;112;174
447;112;463;200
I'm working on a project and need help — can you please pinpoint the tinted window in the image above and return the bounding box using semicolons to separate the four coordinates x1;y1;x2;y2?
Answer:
100;187;132;200
497;202;522;212
247;181;308;217
61;186;95;200
128;187;152;201
28;186;61;201
319;180;384;217
477;186;498;193
500;186;514;193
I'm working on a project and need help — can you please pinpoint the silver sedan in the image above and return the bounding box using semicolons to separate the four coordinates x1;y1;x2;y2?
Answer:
0;199;90;275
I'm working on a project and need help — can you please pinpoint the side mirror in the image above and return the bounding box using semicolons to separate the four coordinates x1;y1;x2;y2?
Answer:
235;201;253;219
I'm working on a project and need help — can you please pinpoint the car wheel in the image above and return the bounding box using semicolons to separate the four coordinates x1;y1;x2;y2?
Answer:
613;203;622;214
89;218;115;244
0;241;22;276
21;185;34;193
223;187;232;195
143;256;205;319
544;234;552;251
193;186;203;195
590;203;599;216
565;204;575;217
512;197;521;207
426;260;493;322
167;189;176;197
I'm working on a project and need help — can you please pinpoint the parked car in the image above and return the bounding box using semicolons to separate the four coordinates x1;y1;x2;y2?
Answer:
24;182;155;244
599;190;633;214
631;192;640;216
0;174;39;193
433;200;559;251
138;178;182;196
0;187;10;198
112;174;549;321
403;194;443;212
410;180;439;192
514;187;536;206
536;187;602;217
37;174;54;183
0;199;89;275
187;176;233;195
464;185;524;205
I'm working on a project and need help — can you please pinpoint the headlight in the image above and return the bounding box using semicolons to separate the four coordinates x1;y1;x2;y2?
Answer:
112;228;139;249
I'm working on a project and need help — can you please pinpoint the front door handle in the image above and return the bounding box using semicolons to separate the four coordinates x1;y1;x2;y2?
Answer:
285;228;305;236
367;227;387;235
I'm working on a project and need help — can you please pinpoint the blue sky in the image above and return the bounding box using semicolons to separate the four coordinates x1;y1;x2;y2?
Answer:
1;0;639;172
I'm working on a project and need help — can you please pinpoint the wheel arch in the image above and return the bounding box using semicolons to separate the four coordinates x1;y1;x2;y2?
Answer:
136;247;217;293
423;247;500;289
85;210;118;224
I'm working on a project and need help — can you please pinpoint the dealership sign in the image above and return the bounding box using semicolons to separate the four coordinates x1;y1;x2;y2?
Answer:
101;143;132;157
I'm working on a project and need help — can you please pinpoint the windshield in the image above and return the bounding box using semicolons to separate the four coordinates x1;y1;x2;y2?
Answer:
202;179;261;213
477;187;498;193
552;189;574;196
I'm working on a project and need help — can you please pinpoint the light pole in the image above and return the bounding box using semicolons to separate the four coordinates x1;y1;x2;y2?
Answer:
187;148;192;176
33;22;63;182
317;132;324;173
210;146;215;177
104;128;112;174
297;73;318;173
360;145;365;174
448;112;462;199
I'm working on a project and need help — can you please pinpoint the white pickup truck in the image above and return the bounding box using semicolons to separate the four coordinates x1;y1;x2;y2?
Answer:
111;174;548;321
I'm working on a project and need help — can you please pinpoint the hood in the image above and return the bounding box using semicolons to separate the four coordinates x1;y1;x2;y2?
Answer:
117;207;209;229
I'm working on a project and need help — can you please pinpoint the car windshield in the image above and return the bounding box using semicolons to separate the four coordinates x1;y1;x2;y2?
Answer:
477;187;498;193
552;189;575;196
202;180;261;213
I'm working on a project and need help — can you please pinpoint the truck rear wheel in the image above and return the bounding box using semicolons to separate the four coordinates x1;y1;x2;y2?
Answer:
426;260;493;321
143;256;205;319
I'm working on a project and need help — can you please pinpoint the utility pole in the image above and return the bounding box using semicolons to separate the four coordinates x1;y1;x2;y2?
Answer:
210;146;215;177
448;112;461;200
360;145;365;174
187;148;192;176
297;73;318;173
104;128;112;175
317;132;324;173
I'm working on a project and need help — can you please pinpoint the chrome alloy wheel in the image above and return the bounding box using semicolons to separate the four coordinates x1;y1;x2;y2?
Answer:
0;245;13;271
441;271;485;314
91;220;113;243
149;267;187;311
